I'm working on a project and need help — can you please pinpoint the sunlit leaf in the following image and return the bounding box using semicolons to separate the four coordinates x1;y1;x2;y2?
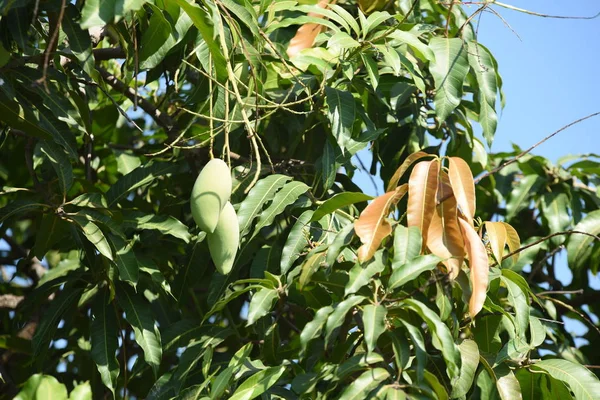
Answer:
286;0;331;58
448;157;476;224
458;218;489;317
407;160;439;245
355;185;407;263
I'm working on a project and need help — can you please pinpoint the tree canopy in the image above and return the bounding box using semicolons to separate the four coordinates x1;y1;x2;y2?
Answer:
1;0;600;399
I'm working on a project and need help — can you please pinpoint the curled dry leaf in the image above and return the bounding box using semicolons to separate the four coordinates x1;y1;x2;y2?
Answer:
407;159;439;245
427;171;464;279
484;221;507;264
458;218;489;318
448;157;476;225
355;185;408;263
386;151;434;192
286;0;331;58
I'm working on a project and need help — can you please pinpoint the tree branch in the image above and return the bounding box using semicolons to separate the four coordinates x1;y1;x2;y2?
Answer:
475;111;600;183
0;294;24;309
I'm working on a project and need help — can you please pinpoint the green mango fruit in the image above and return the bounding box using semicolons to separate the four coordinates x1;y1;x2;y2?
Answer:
207;201;239;275
190;158;232;233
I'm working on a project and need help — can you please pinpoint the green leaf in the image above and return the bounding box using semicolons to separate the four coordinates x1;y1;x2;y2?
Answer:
467;41;498;146
345;251;386;296
69;381;92;400
398;319;427;382
402;299;461;380
247;287;279;325
338;368;390;400
495;364;523;400
500;275;529;339
362;304;387;354
62;5;96;77
541;192;571;245
107;235;139;286
39;140;73;198
252;181;310;236
69;215;113;261
505;175;543;221
116;282;162;377
300;305;334;354
105;162;181;206
32;213;66;259
392;225;423;266
80;0;149;29
122;211;191;243
219;0;259;36
0;199;46;223
228;366;286;400
173;239;208;301
32;288;83;363
567;210;600;270
90;290;120;396
237;175;292;237
532;359;600;400
326;223;355;266
172;0;228;81
388;254;441;290
325;86;356;153
324;295;366;347
280;210;313;274
138;6;173;70
312;192;373;222
15;374;69;400
451;340;479;398
429;38;469;121
0;90;53;140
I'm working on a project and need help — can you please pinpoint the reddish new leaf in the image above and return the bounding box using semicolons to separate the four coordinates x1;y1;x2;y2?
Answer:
484;221;507;264
448;157;476;224
286;0;331;58
458;218;489;318
355;185;408;263
427;171;464;279
386;151;434;192
407;159;439;245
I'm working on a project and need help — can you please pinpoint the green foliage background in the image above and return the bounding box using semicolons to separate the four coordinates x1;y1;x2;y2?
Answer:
0;0;599;399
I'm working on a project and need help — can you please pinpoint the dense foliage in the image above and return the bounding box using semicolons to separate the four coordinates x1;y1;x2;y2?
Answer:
1;0;600;399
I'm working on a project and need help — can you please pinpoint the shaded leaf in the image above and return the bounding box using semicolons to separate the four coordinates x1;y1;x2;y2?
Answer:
567;210;600;270
338;368;390;400
451;340;479;398
300;306;334;354
345;251;385;296
40;140;72;199
362;304;387;354
116;283;162;377
324;295;366;347
325;86;356;153
312;192;373;222
247;287;279;326
281;210;313;274
253;181;310;236
90;290;119;396
392;225;423;266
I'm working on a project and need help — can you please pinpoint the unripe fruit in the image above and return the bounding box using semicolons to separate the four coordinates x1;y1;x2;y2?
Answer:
207;201;239;275
190;159;232;233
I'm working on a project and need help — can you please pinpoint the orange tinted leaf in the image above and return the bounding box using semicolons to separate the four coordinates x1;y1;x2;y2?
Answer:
448;157;476;224
501;222;521;263
458;218;489;318
485;221;507;264
355;185;408;263
386;151;434;192
286;0;331;58
407;159;439;244
426;171;464;278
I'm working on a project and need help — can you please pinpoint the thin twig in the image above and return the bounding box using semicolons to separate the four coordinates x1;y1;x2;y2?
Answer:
497;230;600;267
492;1;600;20
475;112;600;183
37;0;66;91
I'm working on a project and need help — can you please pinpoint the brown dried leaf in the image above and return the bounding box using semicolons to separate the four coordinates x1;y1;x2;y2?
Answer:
386;151;433;192
501;222;521;263
426;171;464;279
286;0;331;58
484;221;507;264
448;157;476;224
458;218;489;318
407;159;439;244
355;185;408;263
